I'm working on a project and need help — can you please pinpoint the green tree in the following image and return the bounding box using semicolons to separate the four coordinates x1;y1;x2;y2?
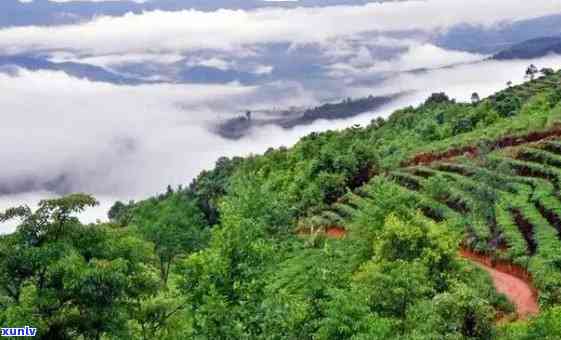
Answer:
540;67;555;77
526;64;539;80
471;92;481;105
108;200;134;225
405;283;495;339
0;194;161;339
132;192;208;285
354;259;434;318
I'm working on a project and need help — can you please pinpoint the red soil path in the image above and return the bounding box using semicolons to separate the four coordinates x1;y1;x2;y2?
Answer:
301;229;540;320
460;249;539;320
404;126;561;167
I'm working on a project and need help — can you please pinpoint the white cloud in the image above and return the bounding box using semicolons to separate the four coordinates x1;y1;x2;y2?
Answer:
50;53;185;67
377;44;486;71
329;43;487;78
252;64;274;75
186;57;233;71
0;68;319;233
354;54;561;104
183;56;274;76
1;0;560;56
0;69;250;196
0;68;319;202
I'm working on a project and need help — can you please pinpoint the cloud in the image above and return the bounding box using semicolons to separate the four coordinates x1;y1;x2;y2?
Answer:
375;44;486;72
186;57;233;71
49;52;185;67
253;64;274;75
1;0;560;56
0;68;318;233
183;56;274;76
328;43;487;79
351;54;561;104
0;68;319;200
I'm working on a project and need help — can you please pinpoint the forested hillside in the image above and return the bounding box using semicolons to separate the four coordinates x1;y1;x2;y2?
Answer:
216;94;400;140
493;36;561;60
2;69;561;339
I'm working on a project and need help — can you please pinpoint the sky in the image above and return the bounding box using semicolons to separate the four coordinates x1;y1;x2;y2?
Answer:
1;0;561;233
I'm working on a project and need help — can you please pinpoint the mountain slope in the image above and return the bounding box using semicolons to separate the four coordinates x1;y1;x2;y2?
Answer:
0;55;147;84
3;69;561;339
493;36;561;60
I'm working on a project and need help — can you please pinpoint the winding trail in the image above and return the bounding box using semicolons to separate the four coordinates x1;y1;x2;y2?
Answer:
460;249;539;319
304;228;540;320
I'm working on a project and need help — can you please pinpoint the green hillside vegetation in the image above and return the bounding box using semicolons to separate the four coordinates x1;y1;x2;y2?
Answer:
2;69;561;339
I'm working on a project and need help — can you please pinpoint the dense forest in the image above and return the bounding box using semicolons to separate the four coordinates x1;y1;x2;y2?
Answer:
3;68;561;339
288;94;401;127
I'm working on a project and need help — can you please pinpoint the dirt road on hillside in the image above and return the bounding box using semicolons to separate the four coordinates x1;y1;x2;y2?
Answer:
460;251;539;319
313;228;539;319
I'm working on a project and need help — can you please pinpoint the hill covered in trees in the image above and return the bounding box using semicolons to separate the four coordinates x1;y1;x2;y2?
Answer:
216;93;401;139
2;68;561;339
493;36;561;60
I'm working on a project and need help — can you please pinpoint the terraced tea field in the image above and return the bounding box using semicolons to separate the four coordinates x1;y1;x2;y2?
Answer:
311;129;561;310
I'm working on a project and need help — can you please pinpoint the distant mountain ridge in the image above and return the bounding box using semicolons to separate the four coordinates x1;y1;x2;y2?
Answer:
215;93;402;139
437;14;561;54
0;53;279;86
492;36;561;60
0;55;148;84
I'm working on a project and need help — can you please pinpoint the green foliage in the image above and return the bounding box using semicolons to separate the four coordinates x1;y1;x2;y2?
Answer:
132;191;209;285
177;218;278;338
498;306;561;340
405;282;495;339
3;69;561;338
0;195;162;339
108;200;135;226
493;91;522;117
355;259;434;318
314;288;396;340
189;156;245;225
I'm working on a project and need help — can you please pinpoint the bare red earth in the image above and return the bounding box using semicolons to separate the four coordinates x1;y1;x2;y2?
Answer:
300;229;540;319
405;126;561;167
297;226;347;239
325;226;346;238
460;249;539;320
